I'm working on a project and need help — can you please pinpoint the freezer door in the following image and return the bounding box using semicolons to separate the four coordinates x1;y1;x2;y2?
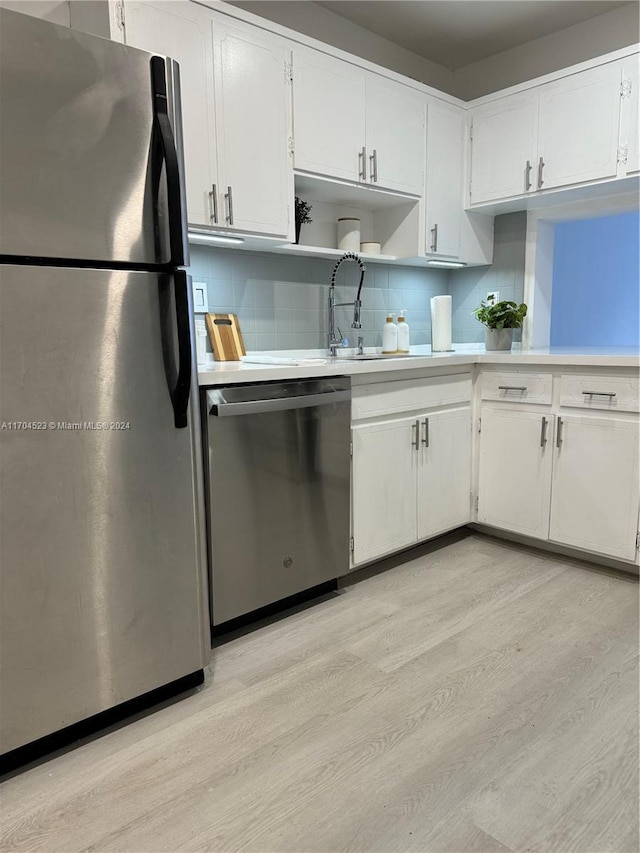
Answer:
0;265;209;754
0;8;187;267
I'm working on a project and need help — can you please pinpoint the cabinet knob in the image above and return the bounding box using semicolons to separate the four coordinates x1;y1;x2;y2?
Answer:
537;156;545;189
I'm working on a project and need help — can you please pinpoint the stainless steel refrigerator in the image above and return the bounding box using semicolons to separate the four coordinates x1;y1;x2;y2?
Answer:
0;8;210;760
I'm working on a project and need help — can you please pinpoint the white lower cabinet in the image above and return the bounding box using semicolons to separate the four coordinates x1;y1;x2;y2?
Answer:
476;377;640;563
417;408;472;540
477;407;553;540
549;415;640;561
352;401;472;566
351;416;418;565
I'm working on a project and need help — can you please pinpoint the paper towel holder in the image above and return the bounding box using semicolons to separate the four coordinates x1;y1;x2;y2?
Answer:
430;326;455;353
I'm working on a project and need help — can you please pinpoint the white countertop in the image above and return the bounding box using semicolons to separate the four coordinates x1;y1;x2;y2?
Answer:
198;345;640;386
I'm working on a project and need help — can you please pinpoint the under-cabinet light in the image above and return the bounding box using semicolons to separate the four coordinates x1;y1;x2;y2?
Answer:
188;230;245;246
426;260;466;269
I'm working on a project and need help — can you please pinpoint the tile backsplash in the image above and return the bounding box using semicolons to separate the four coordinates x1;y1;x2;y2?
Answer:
450;212;527;344
189;248;449;352
189;212;526;353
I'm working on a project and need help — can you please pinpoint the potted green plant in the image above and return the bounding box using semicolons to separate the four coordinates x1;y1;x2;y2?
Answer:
294;197;312;244
473;299;527;351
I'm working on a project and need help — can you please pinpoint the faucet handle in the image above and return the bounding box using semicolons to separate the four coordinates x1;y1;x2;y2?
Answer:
336;327;349;348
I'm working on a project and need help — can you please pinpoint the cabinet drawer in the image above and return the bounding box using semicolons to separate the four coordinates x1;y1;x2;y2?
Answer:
352;374;471;420
559;374;639;413
481;371;552;405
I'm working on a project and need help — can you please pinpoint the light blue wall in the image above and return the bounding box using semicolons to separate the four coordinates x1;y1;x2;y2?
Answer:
189;248;449;352
550;211;640;347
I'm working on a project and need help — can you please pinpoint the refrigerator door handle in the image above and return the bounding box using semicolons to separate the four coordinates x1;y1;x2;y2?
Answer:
171;270;192;428
150;56;185;267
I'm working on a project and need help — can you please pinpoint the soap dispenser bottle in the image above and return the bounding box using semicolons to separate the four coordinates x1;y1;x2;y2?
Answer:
397;310;410;353
382;313;398;353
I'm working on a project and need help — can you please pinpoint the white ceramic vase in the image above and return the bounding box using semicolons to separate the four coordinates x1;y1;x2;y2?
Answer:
485;327;514;351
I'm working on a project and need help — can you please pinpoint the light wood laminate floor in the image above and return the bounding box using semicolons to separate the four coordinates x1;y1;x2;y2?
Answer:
1;533;638;853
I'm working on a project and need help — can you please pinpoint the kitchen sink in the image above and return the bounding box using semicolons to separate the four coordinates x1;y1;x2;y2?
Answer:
333;353;427;361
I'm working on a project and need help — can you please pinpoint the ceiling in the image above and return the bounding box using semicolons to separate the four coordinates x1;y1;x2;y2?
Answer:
296;1;634;70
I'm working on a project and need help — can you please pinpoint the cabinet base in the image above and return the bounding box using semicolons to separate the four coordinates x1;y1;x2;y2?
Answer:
470;523;639;576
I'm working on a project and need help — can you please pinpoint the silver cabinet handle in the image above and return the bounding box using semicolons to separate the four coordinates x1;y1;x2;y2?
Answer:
412;419;420;450
582;391;617;397
525;160;532;191
224;186;234;225
209;183;218;224
540;416;548;448
430;224;438;253
422;418;429;447
369;149;378;182
537;156;545;188
498;385;527;392
358;146;367;181
556;416;563;448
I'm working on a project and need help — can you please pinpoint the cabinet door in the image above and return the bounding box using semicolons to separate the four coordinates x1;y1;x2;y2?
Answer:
417;407;472;540
425;101;463;257
537;63;622;190
124;1;216;227
292;48;365;182
621;58;639;174
212;20;291;237
549;415;640;561
352;417;418;565
469;93;538;204
365;76;425;195
477;408;553;540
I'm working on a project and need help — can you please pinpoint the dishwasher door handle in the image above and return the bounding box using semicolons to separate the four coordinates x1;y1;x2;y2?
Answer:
208;389;351;416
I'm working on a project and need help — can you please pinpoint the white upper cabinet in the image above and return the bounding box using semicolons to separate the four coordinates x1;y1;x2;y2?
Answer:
212;20;291;236
621;57;639;174
549;415;640;562
365;76;425;195
124;1;216;227
469;59;627;205
292;48;366;183
292;48;424;194
125;2;291;237
425;100;464;256
469;92;538;205
537;63;622;190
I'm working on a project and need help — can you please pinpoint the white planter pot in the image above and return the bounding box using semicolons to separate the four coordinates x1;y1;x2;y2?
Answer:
485;328;514;351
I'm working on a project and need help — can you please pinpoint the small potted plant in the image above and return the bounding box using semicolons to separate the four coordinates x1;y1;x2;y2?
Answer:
473;299;528;351
294;196;312;244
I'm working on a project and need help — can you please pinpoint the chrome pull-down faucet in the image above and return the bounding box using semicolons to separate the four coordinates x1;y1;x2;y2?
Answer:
328;252;367;356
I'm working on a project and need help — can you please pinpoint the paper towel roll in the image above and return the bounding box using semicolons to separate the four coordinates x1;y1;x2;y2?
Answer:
430;295;452;352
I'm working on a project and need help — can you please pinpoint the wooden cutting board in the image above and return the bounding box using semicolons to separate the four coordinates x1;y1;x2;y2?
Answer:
205;313;246;361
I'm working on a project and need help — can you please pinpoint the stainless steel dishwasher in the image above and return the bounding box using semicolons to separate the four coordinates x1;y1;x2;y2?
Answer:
204;377;351;626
